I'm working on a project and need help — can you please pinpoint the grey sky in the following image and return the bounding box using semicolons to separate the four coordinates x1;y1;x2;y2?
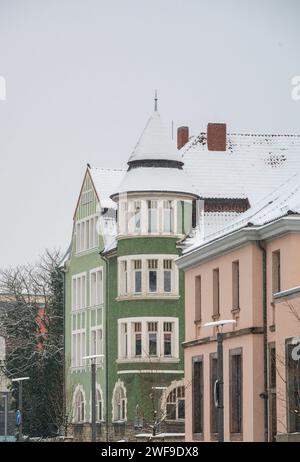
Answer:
0;0;299;266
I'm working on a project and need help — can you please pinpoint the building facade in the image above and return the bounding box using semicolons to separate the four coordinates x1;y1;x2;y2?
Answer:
177;173;300;442
64;101;300;441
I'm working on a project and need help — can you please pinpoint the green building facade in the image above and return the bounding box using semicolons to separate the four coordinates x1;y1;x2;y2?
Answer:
64;107;199;441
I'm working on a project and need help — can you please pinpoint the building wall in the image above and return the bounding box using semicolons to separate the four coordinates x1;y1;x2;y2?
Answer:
65;171;106;429
184;231;300;442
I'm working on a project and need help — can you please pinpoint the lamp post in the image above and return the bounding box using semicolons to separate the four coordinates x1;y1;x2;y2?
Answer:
82;354;104;442
204;320;236;442
11;377;29;442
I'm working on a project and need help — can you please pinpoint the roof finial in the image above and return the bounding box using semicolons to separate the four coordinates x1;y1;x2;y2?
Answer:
154;89;158;111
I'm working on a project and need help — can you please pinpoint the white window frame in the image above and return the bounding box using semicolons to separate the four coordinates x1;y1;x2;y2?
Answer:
71;272;87;311
112;380;127;422
117;255;179;298
75;214;99;254
117;317;179;363
89;267;103;307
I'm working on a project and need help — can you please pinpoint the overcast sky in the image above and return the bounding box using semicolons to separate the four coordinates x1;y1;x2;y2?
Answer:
0;0;299;267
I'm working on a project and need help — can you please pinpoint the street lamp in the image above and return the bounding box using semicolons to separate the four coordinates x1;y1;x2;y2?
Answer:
204;320;236;442
82;354;104;442
11;376;30;442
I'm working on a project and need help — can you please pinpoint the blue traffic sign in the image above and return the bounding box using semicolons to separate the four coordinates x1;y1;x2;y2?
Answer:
16;410;21;426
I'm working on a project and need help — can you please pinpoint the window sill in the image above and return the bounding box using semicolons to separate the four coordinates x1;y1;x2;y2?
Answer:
230;433;243;441
212;314;220;321
231;307;240;317
116;357;180;364
117;233;183;240
116;294;180;301
192;433;204;441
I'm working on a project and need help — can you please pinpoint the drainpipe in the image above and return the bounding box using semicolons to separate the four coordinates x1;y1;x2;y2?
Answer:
258;240;269;442
101;253;110;443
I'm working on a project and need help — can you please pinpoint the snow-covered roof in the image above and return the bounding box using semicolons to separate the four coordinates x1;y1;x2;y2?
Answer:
183;171;300;253
128;110;182;164
111;166;199;198
89;167;125;209
182;132;300;204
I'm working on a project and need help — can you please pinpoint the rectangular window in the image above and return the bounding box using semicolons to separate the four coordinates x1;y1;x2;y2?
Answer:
76;223;81;252
134;260;142;293
213;268;220;317
210;353;218;435
148;200;158;233
134;322;142;357
90;269;103;306
134;201;141;232
72;274;86;311
269;343;277;441
163;200;174;233
148;259;158;292
232;261;240;310
195;276;201;322
148;322;158;356
230;348;243;435
193;357;204;434
163;322;173;356
121;323;128;358
122;261;128;295
272;250;281;294
163;259;172;293
286;341;300;432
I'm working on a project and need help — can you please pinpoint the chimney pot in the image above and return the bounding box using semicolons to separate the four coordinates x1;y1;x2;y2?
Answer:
207;123;227;151
177;126;189;150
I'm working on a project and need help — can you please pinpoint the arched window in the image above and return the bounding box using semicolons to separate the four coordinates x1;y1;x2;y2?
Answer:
112;381;127;422
165;384;185;421
96;388;103;422
74;389;85;423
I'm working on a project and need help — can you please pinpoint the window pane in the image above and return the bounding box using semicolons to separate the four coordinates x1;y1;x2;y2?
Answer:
230;351;242;434
149;271;157;292
166;403;176;420
193;360;203;434
135;271;142;293
164;270;171;292
149;333;157;356
135;333;142;356
178;399;185;419
164;333;172;356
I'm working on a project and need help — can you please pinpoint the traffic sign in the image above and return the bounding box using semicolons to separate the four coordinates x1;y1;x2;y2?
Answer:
16;410;21;426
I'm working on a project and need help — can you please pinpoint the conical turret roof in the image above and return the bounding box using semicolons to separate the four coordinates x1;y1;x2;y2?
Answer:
128;110;182;164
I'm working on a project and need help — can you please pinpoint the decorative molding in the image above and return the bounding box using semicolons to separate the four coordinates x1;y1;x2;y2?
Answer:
183;326;264;349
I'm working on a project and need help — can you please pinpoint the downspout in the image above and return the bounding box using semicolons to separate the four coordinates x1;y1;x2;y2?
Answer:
101;253;110;443
258;240;269;442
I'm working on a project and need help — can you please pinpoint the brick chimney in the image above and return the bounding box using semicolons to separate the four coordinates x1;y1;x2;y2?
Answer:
207;123;227;151
177;126;189;150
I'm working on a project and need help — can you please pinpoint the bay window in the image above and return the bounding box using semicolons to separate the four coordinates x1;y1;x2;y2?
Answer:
118;255;178;298
118;318;178;362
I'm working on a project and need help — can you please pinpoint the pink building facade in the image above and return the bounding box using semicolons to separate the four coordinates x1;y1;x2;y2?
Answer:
177;174;300;442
